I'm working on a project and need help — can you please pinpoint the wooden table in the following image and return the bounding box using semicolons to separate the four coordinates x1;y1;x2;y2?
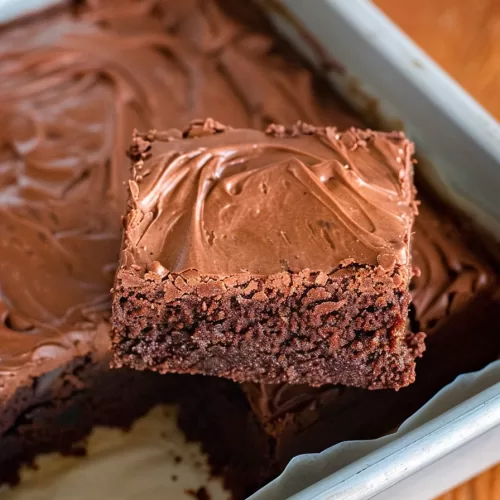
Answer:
373;0;500;497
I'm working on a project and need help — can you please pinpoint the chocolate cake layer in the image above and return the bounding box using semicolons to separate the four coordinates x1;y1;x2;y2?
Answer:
111;119;424;389
179;197;500;498
0;0;363;480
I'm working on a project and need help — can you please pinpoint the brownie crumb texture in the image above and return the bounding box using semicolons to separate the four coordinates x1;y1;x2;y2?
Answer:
114;264;423;389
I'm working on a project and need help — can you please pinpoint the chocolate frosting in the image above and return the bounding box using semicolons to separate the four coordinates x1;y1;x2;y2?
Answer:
410;203;494;331
0;0;363;399
244;200;497;424
124;120;415;276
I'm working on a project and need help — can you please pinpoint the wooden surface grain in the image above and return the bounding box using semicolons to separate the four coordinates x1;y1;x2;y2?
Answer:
373;0;500;498
374;0;500;120
434;464;500;500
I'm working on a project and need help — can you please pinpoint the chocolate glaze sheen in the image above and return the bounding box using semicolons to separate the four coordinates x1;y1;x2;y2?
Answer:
0;0;361;400
124;120;415;276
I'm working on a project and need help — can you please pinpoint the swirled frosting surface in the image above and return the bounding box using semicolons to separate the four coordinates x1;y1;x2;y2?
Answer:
410;203;493;331
122;120;415;276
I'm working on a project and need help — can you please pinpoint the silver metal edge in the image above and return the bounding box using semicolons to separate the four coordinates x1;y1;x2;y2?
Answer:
289;382;500;500
0;0;61;24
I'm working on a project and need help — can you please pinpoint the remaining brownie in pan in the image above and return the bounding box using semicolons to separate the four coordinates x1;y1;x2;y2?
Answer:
112;119;425;389
178;197;500;499
0;3;189;483
0;0;365;483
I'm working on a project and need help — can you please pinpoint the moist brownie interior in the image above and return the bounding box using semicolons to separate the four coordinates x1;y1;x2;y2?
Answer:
111;120;424;389
0;0;498;495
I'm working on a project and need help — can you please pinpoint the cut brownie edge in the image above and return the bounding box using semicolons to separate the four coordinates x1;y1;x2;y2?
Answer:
0;353;179;486
112;262;424;389
111;120;422;388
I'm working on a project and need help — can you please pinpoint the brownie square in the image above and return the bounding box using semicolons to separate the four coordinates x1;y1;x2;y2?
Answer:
178;197;500;499
111;119;424;389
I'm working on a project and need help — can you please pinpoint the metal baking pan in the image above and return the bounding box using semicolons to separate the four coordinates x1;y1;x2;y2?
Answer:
1;1;499;499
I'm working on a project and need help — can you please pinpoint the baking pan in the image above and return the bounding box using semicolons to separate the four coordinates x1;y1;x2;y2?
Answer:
1;1;499;499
